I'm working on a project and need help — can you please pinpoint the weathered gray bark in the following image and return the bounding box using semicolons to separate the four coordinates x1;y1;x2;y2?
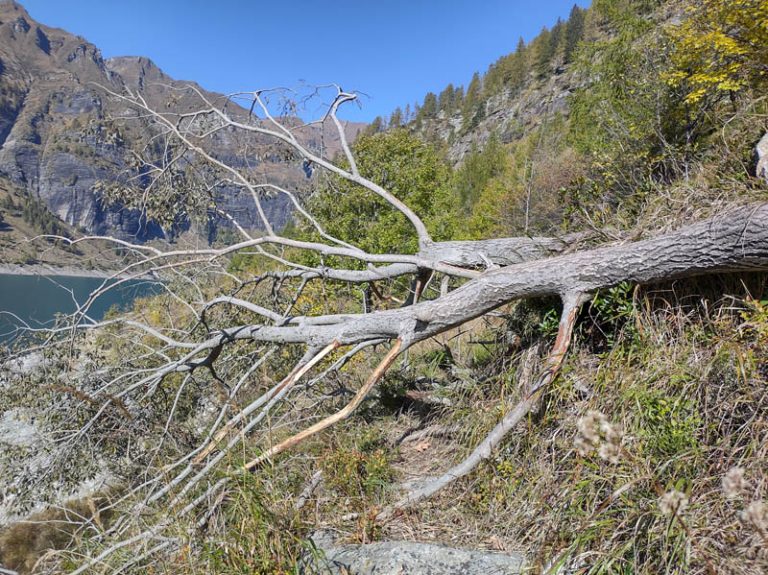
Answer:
210;203;768;351
133;203;768;492
258;234;581;286
419;233;584;268
167;203;768;480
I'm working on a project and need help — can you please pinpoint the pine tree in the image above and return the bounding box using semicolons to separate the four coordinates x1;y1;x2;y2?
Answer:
533;25;557;77
564;5;586;63
506;38;530;92
420;92;438;120
453;86;464;108
550;18;565;63
516;36;526;55
465;73;481;106
364;116;385;137
438;84;456;115
462;72;483;122
389;107;403;129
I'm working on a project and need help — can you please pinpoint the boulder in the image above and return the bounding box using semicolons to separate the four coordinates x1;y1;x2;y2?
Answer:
306;532;526;575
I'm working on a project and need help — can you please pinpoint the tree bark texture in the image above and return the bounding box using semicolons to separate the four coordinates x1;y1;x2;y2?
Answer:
221;203;768;350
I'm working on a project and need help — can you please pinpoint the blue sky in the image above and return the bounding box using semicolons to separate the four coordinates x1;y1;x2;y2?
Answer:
20;0;590;122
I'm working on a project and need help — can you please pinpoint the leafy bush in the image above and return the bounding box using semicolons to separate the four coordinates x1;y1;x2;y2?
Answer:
666;0;768;105
305;129;454;256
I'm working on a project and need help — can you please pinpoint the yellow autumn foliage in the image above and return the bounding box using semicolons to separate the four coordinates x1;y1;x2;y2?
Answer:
666;0;768;104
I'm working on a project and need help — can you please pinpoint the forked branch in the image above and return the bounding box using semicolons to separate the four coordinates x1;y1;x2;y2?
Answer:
244;338;404;469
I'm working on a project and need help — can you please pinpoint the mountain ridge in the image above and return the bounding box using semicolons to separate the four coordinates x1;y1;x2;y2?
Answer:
0;1;363;242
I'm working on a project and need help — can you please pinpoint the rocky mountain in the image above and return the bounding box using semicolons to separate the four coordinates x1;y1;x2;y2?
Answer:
423;67;577;164
0;1;363;242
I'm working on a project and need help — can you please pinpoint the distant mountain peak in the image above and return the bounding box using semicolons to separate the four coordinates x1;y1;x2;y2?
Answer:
0;1;365;242
0;1;29;14
105;56;169;91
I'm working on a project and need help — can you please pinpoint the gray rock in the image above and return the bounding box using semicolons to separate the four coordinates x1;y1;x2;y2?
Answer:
306;532;526;575
756;132;768;185
0;408;40;447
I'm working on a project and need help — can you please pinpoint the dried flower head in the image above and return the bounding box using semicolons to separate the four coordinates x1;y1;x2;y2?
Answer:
577;410;608;445
598;442;621;464
600;420;622;443
575;410;623;463
741;500;768;535
574;435;592;456
722;467;747;500
659;490;689;516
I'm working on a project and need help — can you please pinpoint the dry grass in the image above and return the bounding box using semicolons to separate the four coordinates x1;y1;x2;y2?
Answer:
9;274;767;574
0;494;113;574
362;275;768;574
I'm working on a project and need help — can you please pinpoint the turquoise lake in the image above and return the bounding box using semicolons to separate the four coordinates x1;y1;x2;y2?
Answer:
0;273;160;344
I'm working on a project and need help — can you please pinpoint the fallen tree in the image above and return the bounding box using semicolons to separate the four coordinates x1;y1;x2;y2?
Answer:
5;86;768;572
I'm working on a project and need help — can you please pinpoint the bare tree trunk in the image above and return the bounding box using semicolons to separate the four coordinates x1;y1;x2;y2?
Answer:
208;203;768;352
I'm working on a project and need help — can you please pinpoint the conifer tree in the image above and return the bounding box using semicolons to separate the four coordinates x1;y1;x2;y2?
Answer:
533;26;555;76
507;38;530;92
564;5;585;63
389;107;403;128
420;92;438;119
364;116;385;136
462;72;483;123
453;86;464;107
550;17;565;58
438;84;456;115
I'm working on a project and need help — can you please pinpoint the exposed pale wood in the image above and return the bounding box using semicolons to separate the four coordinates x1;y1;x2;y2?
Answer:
243;339;403;470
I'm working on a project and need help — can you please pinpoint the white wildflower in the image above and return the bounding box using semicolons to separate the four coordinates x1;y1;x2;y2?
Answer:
575;410;622;463
577;410;606;445
598;442;621;464
600;420;623;444
722;467;747;500
741;500;768;534
659;490;689;516
574;435;592;456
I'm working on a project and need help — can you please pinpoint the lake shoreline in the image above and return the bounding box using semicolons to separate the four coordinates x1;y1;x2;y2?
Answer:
0;271;162;343
0;263;137;280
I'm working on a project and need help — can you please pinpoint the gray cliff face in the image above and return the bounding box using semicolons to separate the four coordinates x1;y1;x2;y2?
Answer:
0;1;362;241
